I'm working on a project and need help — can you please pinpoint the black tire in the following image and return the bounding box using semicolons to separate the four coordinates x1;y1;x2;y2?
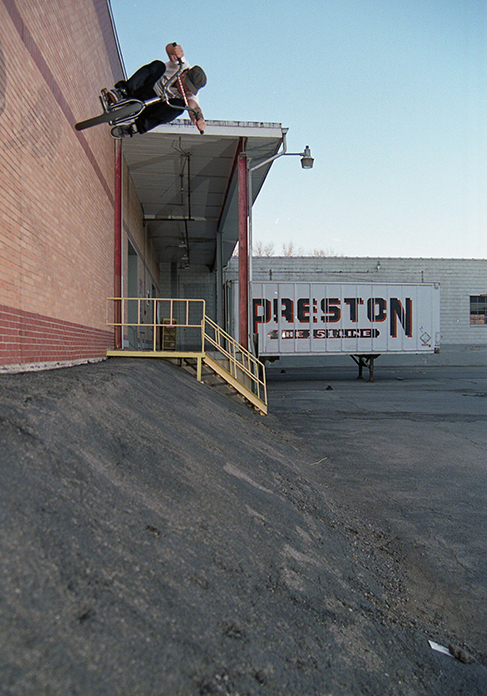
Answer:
75;101;143;131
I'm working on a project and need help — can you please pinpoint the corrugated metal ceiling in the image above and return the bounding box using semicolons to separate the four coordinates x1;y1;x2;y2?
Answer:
121;119;284;269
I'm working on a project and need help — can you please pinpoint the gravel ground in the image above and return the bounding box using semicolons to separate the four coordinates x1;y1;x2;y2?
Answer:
0;358;485;695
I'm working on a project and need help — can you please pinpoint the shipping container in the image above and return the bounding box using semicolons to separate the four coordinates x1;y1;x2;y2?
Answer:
240;282;441;378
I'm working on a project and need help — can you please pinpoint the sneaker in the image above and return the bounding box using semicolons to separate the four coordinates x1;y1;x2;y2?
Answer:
114;81;129;97
110;124;137;139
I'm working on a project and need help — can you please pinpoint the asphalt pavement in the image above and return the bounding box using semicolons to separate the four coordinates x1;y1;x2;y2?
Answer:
266;364;487;660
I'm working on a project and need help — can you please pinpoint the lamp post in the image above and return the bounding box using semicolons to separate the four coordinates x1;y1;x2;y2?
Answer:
238;130;314;350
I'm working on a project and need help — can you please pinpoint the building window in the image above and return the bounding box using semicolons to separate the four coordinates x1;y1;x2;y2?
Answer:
470;295;487;325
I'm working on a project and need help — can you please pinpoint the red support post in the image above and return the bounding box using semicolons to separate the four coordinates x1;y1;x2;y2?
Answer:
114;139;122;348
238;152;249;350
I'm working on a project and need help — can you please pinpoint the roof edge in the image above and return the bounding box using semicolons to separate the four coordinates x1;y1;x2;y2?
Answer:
152;119;285;138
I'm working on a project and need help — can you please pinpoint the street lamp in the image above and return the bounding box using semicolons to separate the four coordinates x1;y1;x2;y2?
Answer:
238;130;314;350
247;130;314;177
300;145;314;169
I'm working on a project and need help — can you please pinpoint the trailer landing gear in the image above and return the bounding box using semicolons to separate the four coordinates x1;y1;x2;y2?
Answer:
351;354;381;382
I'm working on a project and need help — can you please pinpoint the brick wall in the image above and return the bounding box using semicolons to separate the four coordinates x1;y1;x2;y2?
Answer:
0;0;125;365
0;303;113;364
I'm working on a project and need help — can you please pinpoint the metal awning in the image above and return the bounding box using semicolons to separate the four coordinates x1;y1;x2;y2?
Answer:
121;119;285;269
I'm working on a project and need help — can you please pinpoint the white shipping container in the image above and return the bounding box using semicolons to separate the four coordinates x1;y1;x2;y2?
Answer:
252;282;441;357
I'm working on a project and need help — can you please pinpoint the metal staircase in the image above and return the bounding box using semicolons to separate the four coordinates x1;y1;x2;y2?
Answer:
106;298;267;415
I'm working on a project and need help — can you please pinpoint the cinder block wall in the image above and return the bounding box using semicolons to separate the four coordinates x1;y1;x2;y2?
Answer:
0;0;125;366
225;257;487;366
159;263;217;321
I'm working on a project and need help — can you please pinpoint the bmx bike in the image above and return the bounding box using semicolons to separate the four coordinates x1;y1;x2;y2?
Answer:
75;55;204;138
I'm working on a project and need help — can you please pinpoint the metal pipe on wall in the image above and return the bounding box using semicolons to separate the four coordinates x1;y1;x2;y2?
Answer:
114;138;122;348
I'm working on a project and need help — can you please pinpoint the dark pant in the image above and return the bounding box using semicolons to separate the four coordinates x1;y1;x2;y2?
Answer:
119;60;166;99
116;60;185;133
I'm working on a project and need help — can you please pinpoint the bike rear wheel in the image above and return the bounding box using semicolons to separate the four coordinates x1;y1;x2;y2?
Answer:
75;100;143;131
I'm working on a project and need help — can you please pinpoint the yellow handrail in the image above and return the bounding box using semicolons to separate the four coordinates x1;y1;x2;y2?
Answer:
107;297;206;353
106;297;267;411
203;315;267;406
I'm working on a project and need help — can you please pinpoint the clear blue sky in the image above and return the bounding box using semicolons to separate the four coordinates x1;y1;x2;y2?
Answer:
110;0;487;259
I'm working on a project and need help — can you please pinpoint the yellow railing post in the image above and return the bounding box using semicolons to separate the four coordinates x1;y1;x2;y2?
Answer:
152;299;157;352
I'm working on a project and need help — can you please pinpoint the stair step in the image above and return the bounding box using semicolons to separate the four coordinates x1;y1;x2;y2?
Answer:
172;351;267;415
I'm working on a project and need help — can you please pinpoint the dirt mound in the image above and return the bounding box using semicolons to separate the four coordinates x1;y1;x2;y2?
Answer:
1;358;485;694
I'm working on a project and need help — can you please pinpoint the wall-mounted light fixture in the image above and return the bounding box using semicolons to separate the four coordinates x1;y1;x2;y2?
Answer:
300;145;314;169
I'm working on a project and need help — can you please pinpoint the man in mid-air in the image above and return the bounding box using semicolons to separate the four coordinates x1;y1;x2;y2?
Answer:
109;43;206;137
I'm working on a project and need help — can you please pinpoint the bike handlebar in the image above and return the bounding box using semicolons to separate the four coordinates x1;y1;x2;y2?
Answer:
159;44;204;134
